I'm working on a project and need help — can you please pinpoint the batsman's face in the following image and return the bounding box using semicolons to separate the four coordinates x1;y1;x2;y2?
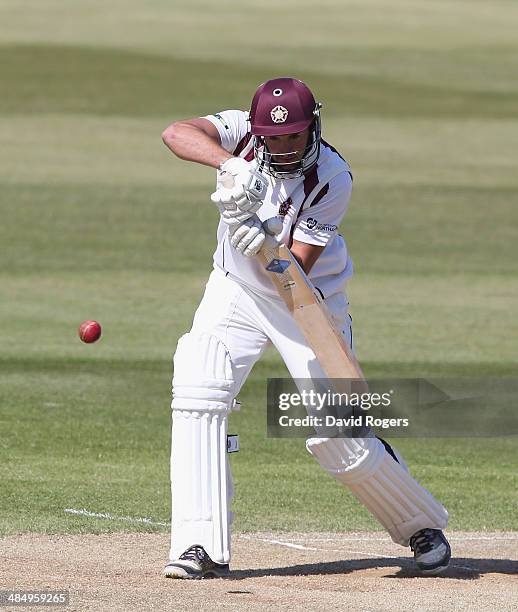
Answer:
264;128;310;164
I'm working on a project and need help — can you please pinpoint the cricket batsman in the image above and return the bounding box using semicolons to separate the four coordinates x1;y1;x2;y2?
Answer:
161;77;451;578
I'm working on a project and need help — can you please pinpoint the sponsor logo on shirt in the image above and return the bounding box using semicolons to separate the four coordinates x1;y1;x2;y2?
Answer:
278;197;292;217
306;217;337;232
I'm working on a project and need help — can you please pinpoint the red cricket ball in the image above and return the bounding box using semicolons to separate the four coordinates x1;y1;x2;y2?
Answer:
78;320;102;343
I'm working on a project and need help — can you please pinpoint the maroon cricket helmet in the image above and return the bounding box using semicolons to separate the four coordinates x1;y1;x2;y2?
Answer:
249;77;322;178
250;77;319;136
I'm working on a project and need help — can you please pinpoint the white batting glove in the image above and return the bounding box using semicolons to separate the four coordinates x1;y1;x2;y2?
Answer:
220;206;253;228
228;214;265;257
211;158;267;214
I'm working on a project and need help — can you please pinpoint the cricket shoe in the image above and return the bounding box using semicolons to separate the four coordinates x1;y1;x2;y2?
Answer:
410;528;451;575
164;545;230;579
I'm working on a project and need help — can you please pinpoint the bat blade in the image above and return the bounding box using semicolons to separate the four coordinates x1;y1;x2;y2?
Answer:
258;240;364;381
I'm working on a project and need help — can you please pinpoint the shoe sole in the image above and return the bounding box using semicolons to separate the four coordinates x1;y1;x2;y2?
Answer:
416;549;451;576
418;562;450;576
164;566;230;580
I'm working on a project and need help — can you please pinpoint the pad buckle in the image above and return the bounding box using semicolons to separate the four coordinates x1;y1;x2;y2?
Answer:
227;435;239;453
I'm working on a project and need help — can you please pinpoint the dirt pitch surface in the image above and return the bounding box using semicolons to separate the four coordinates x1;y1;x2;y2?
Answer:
1;531;517;611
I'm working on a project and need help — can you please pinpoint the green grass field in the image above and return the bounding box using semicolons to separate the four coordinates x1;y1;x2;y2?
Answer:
1;0;517;536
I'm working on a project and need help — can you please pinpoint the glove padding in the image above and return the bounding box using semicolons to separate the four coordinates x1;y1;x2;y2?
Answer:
211;157;267;215
228;215;265;257
228;216;283;258
218;205;253;229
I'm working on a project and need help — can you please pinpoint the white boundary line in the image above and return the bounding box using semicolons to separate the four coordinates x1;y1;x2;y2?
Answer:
64;508;168;527
240;535;318;551
240;535;400;560
240;535;483;569
239;534;517;568
329;548;400;560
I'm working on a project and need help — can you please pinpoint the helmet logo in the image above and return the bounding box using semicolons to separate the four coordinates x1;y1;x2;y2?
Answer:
271;105;288;123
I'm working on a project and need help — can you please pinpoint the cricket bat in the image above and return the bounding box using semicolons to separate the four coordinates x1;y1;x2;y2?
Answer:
259;220;365;381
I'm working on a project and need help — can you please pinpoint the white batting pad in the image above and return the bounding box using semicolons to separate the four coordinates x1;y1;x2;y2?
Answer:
306;437;448;546
169;333;236;563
